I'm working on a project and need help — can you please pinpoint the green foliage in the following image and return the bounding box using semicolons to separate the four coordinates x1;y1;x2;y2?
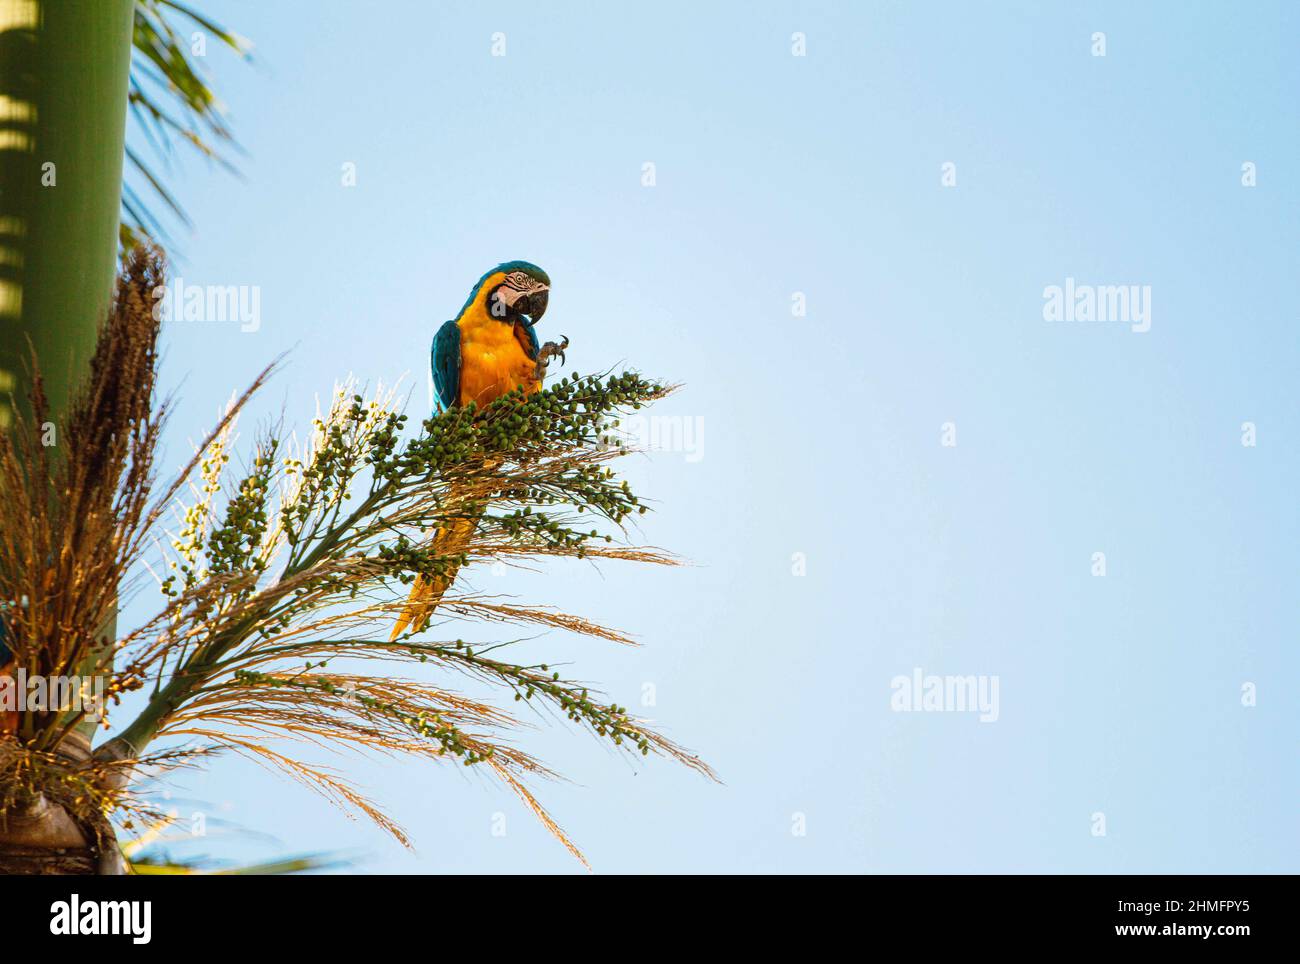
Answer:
124;0;251;249
92;366;710;861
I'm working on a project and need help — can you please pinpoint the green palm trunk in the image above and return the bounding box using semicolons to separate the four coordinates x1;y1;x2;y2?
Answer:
0;0;134;874
0;0;133;424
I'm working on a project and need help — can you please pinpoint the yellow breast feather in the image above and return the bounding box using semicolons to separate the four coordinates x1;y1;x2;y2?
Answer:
456;278;539;408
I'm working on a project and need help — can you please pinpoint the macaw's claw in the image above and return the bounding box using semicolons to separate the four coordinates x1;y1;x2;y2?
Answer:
536;335;570;380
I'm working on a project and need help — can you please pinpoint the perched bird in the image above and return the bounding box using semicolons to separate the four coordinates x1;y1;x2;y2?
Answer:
391;261;567;639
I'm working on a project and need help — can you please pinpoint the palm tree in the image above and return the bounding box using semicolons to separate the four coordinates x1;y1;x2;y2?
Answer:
0;0;135;874
0;4;711;875
0;0;248;874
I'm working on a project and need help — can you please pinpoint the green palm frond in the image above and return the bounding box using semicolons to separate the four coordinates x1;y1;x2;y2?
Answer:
117;794;354;874
131;854;349;875
124;0;251;251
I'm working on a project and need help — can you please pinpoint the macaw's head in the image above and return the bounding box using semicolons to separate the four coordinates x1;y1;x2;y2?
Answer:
477;261;550;327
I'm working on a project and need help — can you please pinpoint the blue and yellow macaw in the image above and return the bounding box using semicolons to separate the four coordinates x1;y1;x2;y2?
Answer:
391;261;566;639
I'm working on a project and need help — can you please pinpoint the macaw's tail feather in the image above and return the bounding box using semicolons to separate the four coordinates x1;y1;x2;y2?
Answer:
389;513;479;641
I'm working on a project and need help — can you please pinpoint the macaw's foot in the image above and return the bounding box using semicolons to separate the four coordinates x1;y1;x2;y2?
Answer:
535;335;570;381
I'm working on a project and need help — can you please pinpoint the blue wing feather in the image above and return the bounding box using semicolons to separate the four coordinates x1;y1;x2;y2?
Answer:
519;322;540;361
430;320;461;414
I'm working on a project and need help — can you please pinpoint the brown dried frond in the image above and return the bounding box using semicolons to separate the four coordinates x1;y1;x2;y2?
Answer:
0;738;208;840
0;245;274;753
64;244;164;492
439;597;641;645
189;735;411;847
0;246;169;751
487;755;589;870
168;670;576;853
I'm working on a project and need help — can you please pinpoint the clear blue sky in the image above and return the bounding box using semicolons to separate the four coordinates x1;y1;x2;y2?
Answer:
124;0;1298;872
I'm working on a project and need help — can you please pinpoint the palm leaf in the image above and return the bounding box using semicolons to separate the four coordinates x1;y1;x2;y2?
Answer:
121;808;352;874
123;0;251;251
131;852;351;875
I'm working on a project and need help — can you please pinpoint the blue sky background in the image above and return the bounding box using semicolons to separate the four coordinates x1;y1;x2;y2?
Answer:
121;1;1298;873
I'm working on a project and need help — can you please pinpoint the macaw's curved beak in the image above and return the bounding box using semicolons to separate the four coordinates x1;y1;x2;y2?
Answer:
521;285;548;324
496;283;550;323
